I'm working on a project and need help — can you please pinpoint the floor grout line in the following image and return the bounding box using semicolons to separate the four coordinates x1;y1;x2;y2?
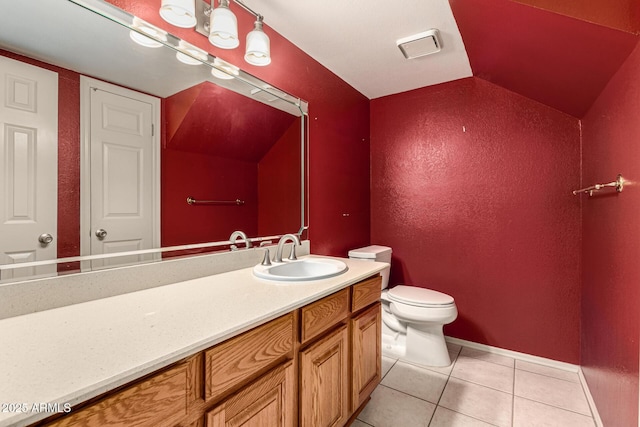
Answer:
514;395;595;418
511;360;516;427
367;345;596;427
514;366;581;384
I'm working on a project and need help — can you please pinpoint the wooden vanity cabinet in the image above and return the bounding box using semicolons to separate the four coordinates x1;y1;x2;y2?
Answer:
300;325;350;427
299;275;383;427
204;313;294;402
38;274;382;427
44;354;201;427
351;303;382;412
206;361;295;427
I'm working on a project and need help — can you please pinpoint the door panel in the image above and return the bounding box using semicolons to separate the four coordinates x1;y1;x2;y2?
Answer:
0;56;57;280
83;78;159;269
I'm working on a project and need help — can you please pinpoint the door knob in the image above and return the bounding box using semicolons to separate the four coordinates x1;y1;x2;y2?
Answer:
95;229;108;240
38;233;54;245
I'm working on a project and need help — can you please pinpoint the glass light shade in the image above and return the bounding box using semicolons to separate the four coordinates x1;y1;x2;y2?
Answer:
208;5;239;49
211;58;239;80
159;0;196;28
176;40;208;65
245;21;270;66
129;18;167;48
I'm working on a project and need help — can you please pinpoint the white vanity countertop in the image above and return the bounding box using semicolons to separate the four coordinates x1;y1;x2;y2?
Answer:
0;256;387;427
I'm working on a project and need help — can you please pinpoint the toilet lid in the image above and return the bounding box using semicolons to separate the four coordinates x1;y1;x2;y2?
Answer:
387;285;454;307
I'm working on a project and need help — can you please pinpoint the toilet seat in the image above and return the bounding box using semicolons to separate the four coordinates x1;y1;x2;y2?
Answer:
387;285;454;308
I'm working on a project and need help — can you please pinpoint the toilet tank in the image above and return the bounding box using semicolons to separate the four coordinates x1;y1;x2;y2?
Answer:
348;245;392;290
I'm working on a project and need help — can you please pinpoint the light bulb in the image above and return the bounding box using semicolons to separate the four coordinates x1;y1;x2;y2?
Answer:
159;0;197;28
245;19;270;66
208;1;239;49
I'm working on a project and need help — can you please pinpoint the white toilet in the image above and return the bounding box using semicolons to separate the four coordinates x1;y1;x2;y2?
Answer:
348;245;458;367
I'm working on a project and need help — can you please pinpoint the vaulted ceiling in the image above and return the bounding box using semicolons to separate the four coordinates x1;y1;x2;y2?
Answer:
243;0;640;118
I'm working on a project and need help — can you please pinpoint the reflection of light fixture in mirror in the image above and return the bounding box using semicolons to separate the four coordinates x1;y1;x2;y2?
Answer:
176;40;208;65
160;0;197;28
129;18;168;48
208;0;239;49
245;17;270;66
211;58;239;79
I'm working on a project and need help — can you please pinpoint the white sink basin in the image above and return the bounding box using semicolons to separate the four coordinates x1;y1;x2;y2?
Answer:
253;258;348;281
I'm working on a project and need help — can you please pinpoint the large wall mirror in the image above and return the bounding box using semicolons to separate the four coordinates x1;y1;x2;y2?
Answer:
0;0;308;283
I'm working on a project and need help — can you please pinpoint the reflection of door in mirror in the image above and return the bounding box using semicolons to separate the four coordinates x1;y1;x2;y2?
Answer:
0;56;58;280
80;77;160;269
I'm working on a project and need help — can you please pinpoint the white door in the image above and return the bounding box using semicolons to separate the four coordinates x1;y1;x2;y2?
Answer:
0;56;58;281
81;77;159;269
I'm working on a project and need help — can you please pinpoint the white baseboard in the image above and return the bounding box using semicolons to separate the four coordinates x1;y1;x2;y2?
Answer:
578;368;604;427
445;336;579;371
445;336;602;425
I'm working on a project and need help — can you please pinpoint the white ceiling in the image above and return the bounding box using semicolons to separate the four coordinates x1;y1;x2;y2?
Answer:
242;0;473;99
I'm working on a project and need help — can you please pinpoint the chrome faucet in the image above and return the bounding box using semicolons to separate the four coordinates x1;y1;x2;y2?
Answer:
274;234;301;263
229;230;251;251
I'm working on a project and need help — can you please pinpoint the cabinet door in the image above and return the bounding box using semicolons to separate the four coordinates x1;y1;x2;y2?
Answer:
206;361;295;427
351;303;381;412
300;325;349;427
46;358;196;427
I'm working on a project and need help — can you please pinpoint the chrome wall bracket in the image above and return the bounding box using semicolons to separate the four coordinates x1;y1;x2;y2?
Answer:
572;174;625;196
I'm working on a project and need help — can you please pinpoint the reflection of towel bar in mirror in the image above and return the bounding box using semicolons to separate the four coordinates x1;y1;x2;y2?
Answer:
186;197;245;206
572;174;625;196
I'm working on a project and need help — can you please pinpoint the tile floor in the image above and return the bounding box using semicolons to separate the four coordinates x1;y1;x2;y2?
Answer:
354;343;596;427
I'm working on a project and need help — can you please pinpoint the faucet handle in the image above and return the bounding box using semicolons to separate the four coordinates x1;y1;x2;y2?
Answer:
288;244;298;261
261;248;272;266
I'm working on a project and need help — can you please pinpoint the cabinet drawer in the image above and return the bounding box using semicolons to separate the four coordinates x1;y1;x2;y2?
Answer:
351;275;381;313
47;362;190;427
206;361;295;427
300;288;349;345
205;313;294;401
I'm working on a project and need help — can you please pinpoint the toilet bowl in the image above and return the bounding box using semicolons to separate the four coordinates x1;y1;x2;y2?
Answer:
348;245;458;367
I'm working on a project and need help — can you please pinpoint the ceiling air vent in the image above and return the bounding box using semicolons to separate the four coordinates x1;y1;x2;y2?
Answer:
397;29;443;59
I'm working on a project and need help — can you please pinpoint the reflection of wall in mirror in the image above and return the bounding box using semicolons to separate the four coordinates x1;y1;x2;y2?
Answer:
161;82;300;248
259;122;302;237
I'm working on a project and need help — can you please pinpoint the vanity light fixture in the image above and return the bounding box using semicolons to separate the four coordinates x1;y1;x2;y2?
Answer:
208;0;239;49
159;0;271;66
160;0;197;28
245;17;270;66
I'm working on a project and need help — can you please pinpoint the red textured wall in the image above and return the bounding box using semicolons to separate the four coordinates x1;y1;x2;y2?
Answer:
370;77;582;363
512;0;640;34
106;0;371;256
580;41;640;427
0;50;80;265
